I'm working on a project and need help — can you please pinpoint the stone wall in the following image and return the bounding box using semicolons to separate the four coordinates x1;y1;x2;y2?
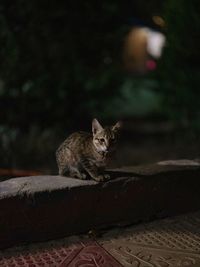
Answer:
1;160;200;249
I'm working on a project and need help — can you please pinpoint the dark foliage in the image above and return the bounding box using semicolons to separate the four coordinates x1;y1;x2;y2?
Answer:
0;1;130;130
158;0;200;129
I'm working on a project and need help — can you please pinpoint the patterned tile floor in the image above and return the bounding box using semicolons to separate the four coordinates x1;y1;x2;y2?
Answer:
1;211;200;267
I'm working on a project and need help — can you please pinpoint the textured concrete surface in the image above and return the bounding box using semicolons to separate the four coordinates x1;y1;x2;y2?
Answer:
1;211;200;266
0;176;96;199
100;211;200;266
1;160;200;249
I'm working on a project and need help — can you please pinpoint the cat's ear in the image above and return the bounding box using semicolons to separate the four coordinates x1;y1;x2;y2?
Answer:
112;121;122;132
92;118;103;134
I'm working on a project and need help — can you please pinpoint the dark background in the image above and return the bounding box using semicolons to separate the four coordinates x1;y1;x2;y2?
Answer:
0;0;200;177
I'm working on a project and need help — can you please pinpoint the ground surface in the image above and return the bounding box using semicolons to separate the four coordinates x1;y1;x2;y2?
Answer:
1;211;200;267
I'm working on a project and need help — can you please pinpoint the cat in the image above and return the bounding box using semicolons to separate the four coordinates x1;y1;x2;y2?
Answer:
56;118;121;182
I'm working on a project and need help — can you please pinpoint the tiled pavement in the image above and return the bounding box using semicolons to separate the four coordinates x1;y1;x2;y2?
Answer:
1;211;200;267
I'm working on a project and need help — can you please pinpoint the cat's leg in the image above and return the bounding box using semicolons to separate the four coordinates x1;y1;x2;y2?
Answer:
58;164;68;176
58;163;86;179
69;165;87;180
81;159;109;182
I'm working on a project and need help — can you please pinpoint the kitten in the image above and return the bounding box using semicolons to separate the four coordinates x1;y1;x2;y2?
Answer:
56;118;121;182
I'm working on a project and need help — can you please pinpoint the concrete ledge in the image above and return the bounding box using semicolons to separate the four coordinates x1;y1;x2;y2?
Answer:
1;159;200;249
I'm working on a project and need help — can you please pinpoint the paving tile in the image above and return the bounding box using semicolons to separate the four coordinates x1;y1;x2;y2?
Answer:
0;245;81;266
100;211;200;267
1;212;200;267
60;241;122;267
0;237;83;267
102;241;200;267
0;239;122;267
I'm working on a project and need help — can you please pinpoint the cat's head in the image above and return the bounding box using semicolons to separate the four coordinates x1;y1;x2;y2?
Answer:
92;118;122;153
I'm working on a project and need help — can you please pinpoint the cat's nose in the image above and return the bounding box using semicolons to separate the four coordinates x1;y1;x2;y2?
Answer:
103;147;109;153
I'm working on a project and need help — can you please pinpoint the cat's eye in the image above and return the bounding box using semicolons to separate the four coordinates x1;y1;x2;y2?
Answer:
99;138;105;143
111;138;116;142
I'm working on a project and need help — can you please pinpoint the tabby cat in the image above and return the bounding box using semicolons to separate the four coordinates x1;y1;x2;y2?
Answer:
56;118;121;182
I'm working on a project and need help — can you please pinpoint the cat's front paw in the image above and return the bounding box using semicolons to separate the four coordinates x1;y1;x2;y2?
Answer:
103;174;110;180
79;173;87;180
94;175;105;182
94;174;110;182
70;171;87;180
